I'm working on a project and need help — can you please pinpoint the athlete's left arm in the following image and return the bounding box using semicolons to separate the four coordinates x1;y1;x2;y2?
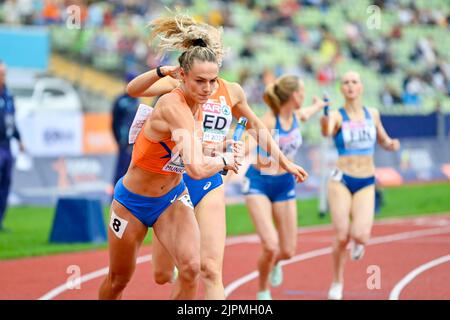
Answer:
371;108;400;151
296;96;326;122
227;81;308;183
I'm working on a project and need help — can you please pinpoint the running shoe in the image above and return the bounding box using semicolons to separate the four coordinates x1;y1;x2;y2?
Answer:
257;290;272;300
351;243;365;260
327;282;343;300
269;263;283;287
169;266;178;283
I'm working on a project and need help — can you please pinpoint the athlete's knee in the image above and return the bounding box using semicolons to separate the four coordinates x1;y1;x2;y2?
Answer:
154;269;173;285
335;233;350;248
200;258;222;283
178;259;201;283
278;246;296;260
263;242;279;259
108;272;131;292
352;230;371;245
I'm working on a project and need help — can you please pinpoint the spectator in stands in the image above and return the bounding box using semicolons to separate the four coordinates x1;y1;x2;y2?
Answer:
317;63;336;86
42;0;61;25
318;24;340;65
410;36;438;66
301;55;315;76
378;48;396;75
402;72;424;107
1;0;447;112
0;61;25;232
390;24;403;39
86;1;105;27
2;0;21;24
380;83;402;107
111;72;140;187
240;42;256;59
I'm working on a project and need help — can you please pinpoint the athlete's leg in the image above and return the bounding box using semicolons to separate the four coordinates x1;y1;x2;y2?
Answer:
350;185;375;245
195;185;226;299
153;192;201;300
99;200;148;300
245;194;279;292
151;230;176;285
272;199;298;263
328;180;352;284
265;198;297;288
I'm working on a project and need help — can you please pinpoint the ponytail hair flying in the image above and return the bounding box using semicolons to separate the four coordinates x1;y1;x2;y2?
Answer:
149;14;224;72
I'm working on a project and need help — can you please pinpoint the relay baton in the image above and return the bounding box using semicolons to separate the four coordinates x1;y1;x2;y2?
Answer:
323;91;330;116
221;117;248;175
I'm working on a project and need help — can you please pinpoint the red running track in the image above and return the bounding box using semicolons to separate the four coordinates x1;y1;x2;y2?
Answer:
1;214;449;300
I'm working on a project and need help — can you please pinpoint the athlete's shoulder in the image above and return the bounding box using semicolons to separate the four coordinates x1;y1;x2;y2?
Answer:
157;90;184;106
220;78;243;93
366;106;381;119
366;106;379;114
222;79;246;103
157;91;188;118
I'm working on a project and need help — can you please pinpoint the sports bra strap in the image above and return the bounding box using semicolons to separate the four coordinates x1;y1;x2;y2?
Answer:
363;107;372;120
339;108;350;121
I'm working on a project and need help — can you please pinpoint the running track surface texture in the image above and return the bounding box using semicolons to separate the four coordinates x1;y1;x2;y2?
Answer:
1;214;450;300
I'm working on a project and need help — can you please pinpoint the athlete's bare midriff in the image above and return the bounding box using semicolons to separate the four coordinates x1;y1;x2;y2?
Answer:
253;155;292;175
123;165;182;197
337;155;375;177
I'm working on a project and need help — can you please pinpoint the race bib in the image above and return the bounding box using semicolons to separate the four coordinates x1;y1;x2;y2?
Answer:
241;177;250;193
330;168;343;182
129;104;154;144
341;121;376;150
279;130;303;159
178;194;194;209
109;211;128;239
202;96;233;143
162;151;186;174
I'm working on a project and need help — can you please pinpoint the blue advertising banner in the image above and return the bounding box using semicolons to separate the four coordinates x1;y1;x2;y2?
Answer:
381;113;438;138
446;114;450;138
0;26;50;70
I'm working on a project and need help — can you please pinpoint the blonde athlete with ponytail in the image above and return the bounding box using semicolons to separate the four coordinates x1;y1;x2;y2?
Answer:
127;14;309;300
242;75;325;300
98;18;242;300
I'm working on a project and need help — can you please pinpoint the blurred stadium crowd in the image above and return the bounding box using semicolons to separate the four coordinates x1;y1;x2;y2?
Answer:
1;0;449;113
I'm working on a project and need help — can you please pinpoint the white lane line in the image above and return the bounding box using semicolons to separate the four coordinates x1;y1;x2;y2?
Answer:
38;232;271;300
38;222;343;300
38;214;450;300
389;254;450;300
224;226;450;298
38;255;152;300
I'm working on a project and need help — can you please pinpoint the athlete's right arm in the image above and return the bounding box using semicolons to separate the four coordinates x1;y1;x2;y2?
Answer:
126;66;179;97
245;112;275;157
320;110;341;137
160;97;239;179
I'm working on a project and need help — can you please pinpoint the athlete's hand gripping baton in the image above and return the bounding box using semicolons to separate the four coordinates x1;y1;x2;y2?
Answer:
221;117;248;175
323;92;330;116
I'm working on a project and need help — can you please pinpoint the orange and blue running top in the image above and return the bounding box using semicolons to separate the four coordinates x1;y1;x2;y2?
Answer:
131;88;202;175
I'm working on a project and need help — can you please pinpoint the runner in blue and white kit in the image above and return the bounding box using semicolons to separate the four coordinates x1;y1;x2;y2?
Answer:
242;74;326;300
320;71;400;300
